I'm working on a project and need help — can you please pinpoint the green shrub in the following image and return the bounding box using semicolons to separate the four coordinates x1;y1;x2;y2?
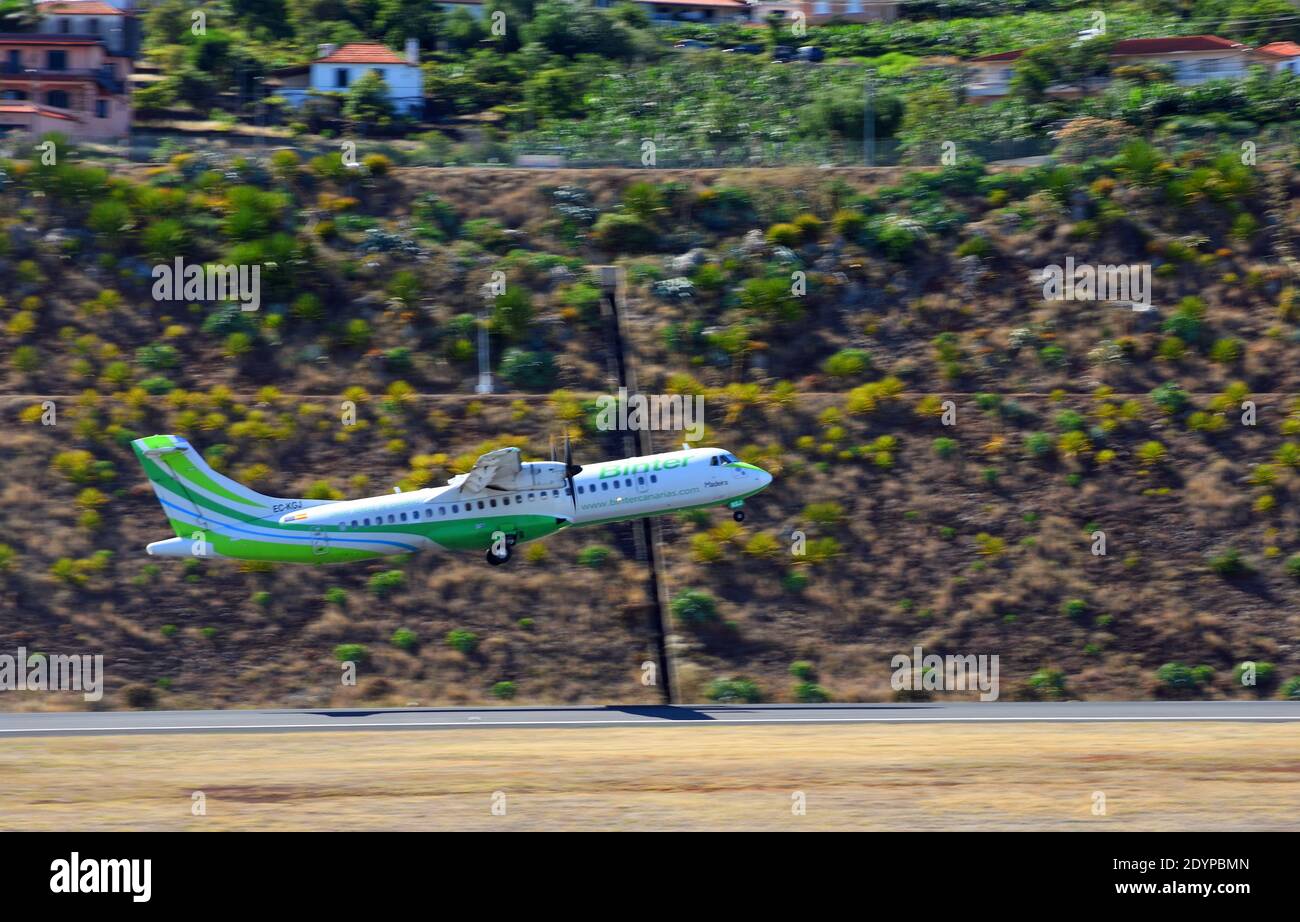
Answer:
334;643;369;663
592;212;656;252
491;680;517;700
1023;432;1052;459
491;288;534;342
1151;382;1188;415
577;544;612;568
822;348;872;379
766;223;802;247
368;569;405;597
782;571;809;592
789;661;816;680
1027;668;1067;699
1232;661;1276;694
932;437;958;459
706;677;762;703
1155;662;1211;694
445;629;479;655
803;502;843;525
794;682;830;703
499;348;555;389
391;628;418;651
670;589;718;626
1208;548;1250;579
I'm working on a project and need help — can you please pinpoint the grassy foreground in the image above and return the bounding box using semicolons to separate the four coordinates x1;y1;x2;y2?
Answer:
3;723;1298;831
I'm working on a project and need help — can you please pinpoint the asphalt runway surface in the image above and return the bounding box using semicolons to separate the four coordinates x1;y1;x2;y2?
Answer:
2;700;1298;737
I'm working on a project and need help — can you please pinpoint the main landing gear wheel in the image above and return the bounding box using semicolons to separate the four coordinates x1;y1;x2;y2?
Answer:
486;545;512;566
733;510;745;522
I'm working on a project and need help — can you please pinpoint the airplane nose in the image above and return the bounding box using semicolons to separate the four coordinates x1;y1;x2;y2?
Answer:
757;466;773;488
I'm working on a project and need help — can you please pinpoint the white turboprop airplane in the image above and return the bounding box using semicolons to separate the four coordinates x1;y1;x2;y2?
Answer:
133;434;773;566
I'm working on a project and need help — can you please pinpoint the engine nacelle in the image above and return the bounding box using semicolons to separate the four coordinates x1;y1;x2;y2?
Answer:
495;461;569;491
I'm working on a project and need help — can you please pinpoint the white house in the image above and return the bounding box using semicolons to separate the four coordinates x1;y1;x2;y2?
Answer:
966;35;1265;103
276;41;423;116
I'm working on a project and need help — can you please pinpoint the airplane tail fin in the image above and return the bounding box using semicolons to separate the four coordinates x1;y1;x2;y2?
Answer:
131;435;329;553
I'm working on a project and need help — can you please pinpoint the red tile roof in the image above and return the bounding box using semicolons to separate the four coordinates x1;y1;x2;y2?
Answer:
316;43;408;65
1109;35;1246;55
643;0;747;6
1257;41;1300;58
972;34;1250;64
0;103;81;121
37;1;127;14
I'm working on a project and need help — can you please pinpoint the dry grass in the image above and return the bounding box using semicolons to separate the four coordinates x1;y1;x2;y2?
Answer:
2;723;1298;830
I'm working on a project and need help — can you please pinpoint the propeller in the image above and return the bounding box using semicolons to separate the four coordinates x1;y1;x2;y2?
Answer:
563;430;582;511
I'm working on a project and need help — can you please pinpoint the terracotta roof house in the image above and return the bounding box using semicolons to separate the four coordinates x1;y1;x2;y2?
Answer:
1255;41;1300;74
452;0;760;23
273;41;424;116
0;29;132;140
37;0;139;57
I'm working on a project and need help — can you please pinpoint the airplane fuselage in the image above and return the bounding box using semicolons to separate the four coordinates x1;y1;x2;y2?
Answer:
139;440;772;565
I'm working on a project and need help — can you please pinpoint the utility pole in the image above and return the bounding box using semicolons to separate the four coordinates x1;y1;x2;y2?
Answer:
863;71;874;167
475;297;493;394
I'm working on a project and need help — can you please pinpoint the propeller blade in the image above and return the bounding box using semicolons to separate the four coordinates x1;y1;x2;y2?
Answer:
564;431;579;509
549;434;556;463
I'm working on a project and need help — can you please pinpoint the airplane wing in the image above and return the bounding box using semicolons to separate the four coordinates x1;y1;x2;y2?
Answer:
440;447;523;498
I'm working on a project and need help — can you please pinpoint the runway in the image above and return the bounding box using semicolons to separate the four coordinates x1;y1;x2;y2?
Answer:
1;700;1298;737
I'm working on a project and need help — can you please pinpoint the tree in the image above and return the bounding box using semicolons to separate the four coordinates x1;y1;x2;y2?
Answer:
492;288;533;342
374;0;441;50
522;0;635;59
344;70;395;132
1011;37;1113;103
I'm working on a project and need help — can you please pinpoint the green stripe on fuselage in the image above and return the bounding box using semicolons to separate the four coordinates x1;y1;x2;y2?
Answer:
142;452;565;561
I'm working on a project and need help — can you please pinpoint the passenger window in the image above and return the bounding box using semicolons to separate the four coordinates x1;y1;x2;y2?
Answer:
400;512;407;522
478;501;485;510
363;518;370;526
439;507;446;515
489;499;497;508
601;482;609;491
638;476;645;485
387;514;395;523
452;505;459;513
650;475;657;483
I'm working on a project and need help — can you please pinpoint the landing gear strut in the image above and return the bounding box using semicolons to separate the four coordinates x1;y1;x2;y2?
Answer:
486;532;519;566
